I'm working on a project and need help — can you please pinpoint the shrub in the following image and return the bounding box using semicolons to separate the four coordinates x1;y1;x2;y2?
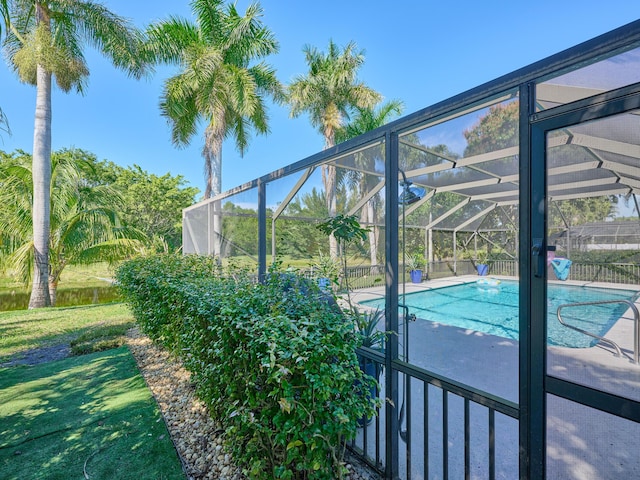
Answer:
116;255;378;479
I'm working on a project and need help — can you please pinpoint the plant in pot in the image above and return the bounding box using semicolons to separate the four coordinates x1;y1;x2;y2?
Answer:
355;308;385;426
312;251;340;291
356;308;386;351
476;250;489;276
406;254;425;283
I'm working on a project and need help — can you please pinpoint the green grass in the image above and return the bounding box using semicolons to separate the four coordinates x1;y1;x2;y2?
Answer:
0;347;185;480
0;303;135;363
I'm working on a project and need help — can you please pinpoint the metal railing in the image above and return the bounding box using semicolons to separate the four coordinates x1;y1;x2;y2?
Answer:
334;261;640;288
566;262;640;284
557;299;640;364
351;348;520;479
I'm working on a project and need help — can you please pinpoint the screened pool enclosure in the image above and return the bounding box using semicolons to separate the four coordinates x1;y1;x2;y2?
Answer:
183;20;640;479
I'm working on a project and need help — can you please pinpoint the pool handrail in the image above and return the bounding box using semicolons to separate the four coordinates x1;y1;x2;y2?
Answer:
556;299;639;364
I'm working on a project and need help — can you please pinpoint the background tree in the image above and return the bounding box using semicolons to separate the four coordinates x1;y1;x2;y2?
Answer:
0;148;145;305
288;39;381;258
463;101;614;235
3;0;146;307
144;0;283;199
277;188;329;260
91;161;199;253
0;108;9;137
335;100;403;267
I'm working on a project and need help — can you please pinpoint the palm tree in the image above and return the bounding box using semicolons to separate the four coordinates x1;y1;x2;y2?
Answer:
335;100;404;268
0;149;145;306
0;108;9;136
288;40;381;258
3;0;146;308
144;0;283;200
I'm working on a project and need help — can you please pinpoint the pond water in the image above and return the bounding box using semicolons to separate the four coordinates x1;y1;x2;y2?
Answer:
0;286;121;311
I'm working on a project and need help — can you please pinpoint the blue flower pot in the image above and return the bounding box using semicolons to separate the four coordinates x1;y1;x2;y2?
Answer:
477;264;488;276
410;269;422;283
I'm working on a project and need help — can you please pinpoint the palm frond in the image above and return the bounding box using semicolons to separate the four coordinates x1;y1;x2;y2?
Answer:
4;239;34;286
63;0;147;78
0;107;9;136
160;74;201;147
144;17;200;65
191;0;225;42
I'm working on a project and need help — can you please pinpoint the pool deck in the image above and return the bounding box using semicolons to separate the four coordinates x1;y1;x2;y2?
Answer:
350;275;640;479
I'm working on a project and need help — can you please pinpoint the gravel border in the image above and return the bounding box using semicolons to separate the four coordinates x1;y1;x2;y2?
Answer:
125;327;382;480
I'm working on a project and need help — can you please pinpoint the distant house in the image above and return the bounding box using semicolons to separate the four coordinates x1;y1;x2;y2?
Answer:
550;220;640;251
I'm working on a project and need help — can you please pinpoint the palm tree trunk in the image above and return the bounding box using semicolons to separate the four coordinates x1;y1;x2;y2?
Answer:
322;126;339;259
204;125;223;255
28;62;52;309
322;164;338;258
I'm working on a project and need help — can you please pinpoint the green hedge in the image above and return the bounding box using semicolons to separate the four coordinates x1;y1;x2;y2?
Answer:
116;255;377;479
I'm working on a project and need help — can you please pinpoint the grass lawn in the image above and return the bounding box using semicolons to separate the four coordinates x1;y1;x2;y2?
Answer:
0;303;134;362
0;347;185;479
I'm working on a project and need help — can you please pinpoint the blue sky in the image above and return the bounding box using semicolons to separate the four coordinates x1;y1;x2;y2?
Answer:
1;1;639;198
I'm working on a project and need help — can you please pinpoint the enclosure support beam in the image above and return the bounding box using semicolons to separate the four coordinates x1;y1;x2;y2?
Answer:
385;131;400;479
348;179;385;217
455;205;497;233
258;180;267;282
423;198;471;230
272;167;315;220
398;189;434;220
522;81;546;480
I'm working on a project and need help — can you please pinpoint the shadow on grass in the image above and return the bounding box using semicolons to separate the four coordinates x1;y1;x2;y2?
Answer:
0;347;185;480
0;303;134;363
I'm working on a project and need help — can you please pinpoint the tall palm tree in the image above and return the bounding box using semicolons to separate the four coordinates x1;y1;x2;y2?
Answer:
335;100;404;267
3;0;146;308
144;0;283;200
288;40;381;258
0;149;145;306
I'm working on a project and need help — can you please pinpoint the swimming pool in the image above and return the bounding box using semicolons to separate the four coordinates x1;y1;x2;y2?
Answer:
361;281;639;348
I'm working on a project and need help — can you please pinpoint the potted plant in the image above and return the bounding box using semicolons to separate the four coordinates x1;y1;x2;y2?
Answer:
406;254;425;283
355;308;385;426
312;251;340;291
356;308;386;351
476;250;489;276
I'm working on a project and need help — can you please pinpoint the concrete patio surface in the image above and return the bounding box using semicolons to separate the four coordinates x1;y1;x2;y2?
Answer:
351;276;640;479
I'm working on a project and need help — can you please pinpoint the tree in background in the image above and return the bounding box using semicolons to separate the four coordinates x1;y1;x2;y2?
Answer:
3;0;146;307
144;0;283;199
0;108;9;137
463;100;614;232
335;100;404;267
92;162;199;253
287;40;381;258
0;148;145;306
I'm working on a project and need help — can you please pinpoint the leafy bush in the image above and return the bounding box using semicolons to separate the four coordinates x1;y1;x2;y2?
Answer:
70;323;133;355
116;255;378;479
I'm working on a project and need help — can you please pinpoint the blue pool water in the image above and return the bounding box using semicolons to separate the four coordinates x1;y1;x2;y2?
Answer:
361;281;639;348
